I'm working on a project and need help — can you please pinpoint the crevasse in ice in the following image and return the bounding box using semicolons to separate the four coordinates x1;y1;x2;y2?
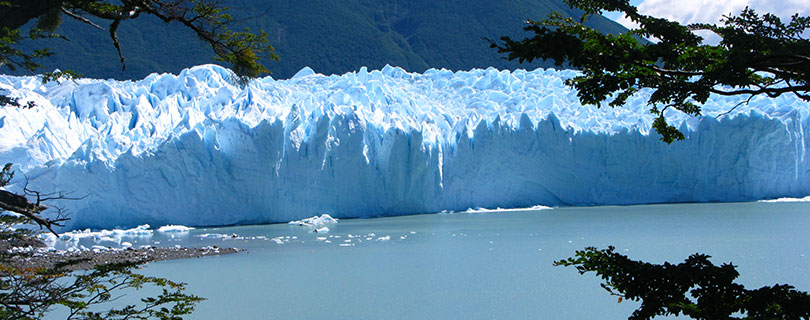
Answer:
1;64;808;229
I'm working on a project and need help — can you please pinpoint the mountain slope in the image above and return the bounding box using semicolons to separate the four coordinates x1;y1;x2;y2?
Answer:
7;0;626;79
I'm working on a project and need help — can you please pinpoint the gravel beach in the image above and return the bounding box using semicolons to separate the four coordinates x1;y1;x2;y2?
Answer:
3;238;242;272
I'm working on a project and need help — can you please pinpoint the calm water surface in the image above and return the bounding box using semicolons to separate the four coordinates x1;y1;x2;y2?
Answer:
76;202;810;319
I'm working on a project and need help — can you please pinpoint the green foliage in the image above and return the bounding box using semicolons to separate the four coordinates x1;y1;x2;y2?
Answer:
0;26;62;74
117;0;280;85
0;0;276;86
0;259;203;319
0;3;244;317
0;164;29;229
35;7;63;33
555;246;810;319
39;69;80;83
0;163;13;186
212;27;275;86
0;163;202;319
0;260;202;319
490;0;810;143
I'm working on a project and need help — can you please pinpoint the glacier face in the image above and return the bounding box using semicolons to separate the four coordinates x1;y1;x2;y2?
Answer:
1;64;808;230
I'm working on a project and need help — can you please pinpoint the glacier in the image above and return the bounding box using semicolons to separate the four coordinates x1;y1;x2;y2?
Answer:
0;64;808;230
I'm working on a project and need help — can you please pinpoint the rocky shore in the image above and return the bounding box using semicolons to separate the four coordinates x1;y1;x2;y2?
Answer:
3;238;242;272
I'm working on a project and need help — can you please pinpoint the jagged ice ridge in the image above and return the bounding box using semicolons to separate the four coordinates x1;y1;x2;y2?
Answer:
1;65;808;230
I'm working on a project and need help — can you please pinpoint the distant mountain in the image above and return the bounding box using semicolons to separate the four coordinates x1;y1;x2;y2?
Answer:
7;0;627;80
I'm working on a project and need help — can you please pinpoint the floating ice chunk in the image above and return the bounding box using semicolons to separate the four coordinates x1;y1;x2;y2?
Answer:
289;214;339;228
759;196;810;203
94;236;119;243
198;233;227;239
463;205;553;213
313;227;330;233
157;225;195;232
116;225;153;236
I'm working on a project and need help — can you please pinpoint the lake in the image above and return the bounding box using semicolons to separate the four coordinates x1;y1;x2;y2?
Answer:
57;201;810;319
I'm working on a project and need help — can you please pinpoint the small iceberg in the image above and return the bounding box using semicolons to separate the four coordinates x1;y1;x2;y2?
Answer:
463;205;553;213
288;214;339;228
157;225;195;232
759;196;810;203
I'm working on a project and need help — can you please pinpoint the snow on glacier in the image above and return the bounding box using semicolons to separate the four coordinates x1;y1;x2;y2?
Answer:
1;64;808;230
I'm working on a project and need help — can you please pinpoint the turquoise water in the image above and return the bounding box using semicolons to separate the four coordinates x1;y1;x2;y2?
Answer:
79;202;810;319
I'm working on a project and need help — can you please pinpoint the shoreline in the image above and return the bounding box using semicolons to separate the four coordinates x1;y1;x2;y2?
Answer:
4;239;243;272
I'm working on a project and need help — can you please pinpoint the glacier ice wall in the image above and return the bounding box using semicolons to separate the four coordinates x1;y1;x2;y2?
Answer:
1;65;808;229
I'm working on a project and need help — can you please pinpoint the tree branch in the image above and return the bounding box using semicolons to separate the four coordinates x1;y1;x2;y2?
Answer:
109;19;126;71
60;7;105;30
0;189;64;236
708;85;810;99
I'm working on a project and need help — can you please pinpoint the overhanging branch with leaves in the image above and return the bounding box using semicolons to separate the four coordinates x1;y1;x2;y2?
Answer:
0;0;277;96
489;0;810;143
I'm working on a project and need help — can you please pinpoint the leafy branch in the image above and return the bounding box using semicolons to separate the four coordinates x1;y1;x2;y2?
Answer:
489;0;810;143
0;0;277;101
1;161;203;318
555;246;810;319
1;260;203;319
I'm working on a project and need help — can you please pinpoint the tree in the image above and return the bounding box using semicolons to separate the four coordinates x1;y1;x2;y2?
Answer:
0;164;204;319
489;0;810;143
1;1;276;318
555;246;810;319
1;0;278;107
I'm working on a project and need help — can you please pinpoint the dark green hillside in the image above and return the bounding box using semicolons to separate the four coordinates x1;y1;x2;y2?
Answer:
7;0;626;80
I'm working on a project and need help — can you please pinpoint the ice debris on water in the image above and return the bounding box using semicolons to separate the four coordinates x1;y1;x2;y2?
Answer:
38;225;154;249
196;233;240;239
271;235;298;245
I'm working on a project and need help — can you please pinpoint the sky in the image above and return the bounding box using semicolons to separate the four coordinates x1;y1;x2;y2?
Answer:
603;0;810;42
